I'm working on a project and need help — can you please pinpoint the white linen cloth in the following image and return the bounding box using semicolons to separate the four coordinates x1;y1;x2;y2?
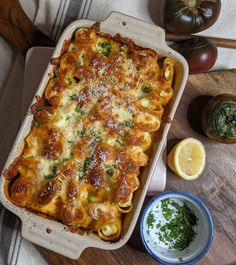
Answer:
0;0;235;264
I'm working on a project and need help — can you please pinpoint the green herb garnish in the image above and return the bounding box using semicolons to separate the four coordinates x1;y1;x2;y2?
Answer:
90;135;101;147
146;211;155;229
83;157;93;172
65;115;72;121
69;94;78;101
127;162;133;170
107;75;118;83
142;86;152;93
66;77;74;86
116;136;124;147
44;174;54;180
157;199;197;250
44;164;57;180
105;164;117;178
124;81;129;87
68;43;79;52
105;164;117;188
78;157;94;181
53;66;59;77
75;106;86;116
98;42;112;57
124;120;134;128
33;120;40;127
77;127;86;137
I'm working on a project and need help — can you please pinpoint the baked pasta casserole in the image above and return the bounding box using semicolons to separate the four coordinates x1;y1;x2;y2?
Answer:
4;23;174;241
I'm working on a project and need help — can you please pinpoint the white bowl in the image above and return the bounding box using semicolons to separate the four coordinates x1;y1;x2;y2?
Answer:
140;190;214;265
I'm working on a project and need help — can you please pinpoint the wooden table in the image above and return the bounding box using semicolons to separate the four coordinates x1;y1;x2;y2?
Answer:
35;70;236;264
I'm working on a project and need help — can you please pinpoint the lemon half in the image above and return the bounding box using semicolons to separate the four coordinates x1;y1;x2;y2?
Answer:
167;138;206;180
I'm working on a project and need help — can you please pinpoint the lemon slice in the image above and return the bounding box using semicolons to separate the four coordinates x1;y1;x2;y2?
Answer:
167;138;206;180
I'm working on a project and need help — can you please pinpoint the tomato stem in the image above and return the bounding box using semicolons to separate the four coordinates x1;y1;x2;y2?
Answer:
185;0;197;8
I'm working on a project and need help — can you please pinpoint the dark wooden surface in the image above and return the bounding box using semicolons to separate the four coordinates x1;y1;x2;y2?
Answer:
0;0;54;53
36;70;236;264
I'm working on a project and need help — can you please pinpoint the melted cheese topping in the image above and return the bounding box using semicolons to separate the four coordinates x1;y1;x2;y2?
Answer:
5;23;175;241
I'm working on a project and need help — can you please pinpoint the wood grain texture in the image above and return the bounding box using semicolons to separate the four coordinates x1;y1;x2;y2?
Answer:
0;0;55;53
166;69;236;265
26;70;236;264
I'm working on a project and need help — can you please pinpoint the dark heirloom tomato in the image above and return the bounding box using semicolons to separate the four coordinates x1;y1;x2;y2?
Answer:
177;37;218;74
162;0;221;34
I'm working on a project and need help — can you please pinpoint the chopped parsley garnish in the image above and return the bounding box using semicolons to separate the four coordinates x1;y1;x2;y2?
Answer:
90;135;101;148
33;120;40;127
124;120;134;128
44;164;57;180
68;43;79;52
69;94;78;101
78;157;94;181
80;54;85;64
107;75;118;83
83;157;93;172
157;199;197;250
66;77;74;86
127;108;135;115
77;128;86;137
127;162;133;170
53;66;59;77
124;81;129;87
72;54;85;66
98;42;112;57
65;115;72;121
146;211;155;230
142;86;152;93
104;164;117;188
105;164;117;177
116;136;124;147
75;106;86;116
78;165;84;181
44;174;54;180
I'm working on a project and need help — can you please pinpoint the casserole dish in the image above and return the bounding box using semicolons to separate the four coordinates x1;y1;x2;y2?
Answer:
0;12;188;259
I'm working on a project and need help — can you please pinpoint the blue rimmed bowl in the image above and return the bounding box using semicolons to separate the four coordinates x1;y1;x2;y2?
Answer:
140;190;214;265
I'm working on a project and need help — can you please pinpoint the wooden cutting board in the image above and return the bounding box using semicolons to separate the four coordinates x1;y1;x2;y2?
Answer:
35;70;236;265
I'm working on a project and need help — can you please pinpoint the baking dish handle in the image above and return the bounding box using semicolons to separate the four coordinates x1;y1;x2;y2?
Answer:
101;11;166;47
21;219;87;260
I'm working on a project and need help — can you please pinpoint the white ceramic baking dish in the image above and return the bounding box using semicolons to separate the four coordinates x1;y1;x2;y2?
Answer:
0;12;188;259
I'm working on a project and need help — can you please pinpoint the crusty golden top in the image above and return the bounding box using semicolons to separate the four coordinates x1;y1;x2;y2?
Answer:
5;23;174;241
